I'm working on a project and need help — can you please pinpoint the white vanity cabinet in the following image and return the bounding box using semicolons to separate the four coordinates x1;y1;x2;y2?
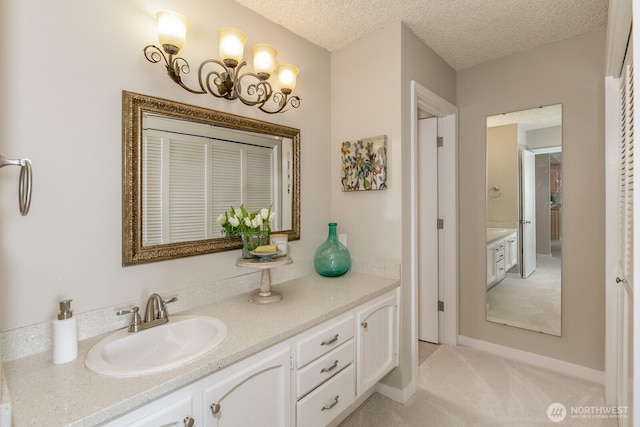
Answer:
103;343;293;427
487;241;506;287
487;242;498;287
504;232;518;272
202;345;293;427
356;290;399;395
487;231;517;288
101;287;399;427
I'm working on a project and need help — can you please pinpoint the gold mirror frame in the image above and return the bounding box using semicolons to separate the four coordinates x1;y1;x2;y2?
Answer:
122;91;301;266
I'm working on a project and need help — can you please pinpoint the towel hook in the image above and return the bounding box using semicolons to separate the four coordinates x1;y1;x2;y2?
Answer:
0;154;33;216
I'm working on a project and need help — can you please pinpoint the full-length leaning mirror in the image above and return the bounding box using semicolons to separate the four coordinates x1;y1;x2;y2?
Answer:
122;91;300;266
485;104;562;336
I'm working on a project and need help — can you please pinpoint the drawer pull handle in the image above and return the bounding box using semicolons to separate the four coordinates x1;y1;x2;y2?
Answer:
361;321;368;329
321;360;339;373
322;395;340;411
321;334;339;346
210;402;221;415
184;416;195;427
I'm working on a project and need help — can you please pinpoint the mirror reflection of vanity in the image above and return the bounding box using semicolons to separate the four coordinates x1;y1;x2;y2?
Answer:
122;91;300;266
485;104;562;336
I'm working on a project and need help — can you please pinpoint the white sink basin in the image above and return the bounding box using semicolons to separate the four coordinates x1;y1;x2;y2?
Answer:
85;315;228;378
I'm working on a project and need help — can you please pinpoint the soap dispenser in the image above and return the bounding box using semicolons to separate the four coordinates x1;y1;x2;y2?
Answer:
52;299;78;364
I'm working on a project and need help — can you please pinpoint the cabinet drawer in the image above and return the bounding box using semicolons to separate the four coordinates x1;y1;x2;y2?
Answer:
297;339;354;398
496;259;505;280
296;315;354;367
296;364;356;427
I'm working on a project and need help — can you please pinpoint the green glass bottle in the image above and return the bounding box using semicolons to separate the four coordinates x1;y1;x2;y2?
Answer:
314;223;351;277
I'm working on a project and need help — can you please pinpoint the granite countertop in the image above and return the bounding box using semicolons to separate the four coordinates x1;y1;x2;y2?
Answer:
3;272;399;427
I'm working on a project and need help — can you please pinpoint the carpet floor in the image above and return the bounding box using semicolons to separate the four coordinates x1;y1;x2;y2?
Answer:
340;345;617;426
487;252;561;336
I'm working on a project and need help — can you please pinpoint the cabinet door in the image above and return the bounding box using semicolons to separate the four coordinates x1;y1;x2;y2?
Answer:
202;346;292;427
487;243;497;287
356;291;398;395
102;384;199;427
504;233;518;271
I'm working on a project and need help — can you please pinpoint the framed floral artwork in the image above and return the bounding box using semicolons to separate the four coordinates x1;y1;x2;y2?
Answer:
341;135;387;192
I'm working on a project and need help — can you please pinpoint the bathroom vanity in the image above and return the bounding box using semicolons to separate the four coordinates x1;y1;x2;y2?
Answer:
486;228;517;288
2;272;399;426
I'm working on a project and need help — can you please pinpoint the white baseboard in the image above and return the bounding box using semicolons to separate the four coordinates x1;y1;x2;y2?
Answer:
376;381;412;404
458;335;605;385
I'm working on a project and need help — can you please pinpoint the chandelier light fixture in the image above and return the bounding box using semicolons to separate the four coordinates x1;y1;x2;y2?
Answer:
144;11;301;114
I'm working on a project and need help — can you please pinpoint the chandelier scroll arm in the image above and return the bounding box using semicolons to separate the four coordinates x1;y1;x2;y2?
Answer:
143;45;206;95
198;58;236;100
258;92;301;114
236;73;273;107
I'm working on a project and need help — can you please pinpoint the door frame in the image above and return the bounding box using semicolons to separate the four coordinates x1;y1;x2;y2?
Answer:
520;149;537;278
409;81;458;396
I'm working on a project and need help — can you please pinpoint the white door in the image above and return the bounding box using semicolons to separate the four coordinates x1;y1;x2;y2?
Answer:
521;149;537;278
605;18;635;423
418;117;439;343
614;57;635;426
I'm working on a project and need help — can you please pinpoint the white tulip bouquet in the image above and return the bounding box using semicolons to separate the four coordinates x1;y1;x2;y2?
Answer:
217;205;276;237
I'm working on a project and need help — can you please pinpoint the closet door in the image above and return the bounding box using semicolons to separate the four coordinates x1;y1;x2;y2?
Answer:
607;38;635;424
616;58;635;426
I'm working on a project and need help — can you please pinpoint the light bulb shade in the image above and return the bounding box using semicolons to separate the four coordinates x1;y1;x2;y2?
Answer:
252;44;278;79
277;64;299;93
218;27;247;65
156;11;189;53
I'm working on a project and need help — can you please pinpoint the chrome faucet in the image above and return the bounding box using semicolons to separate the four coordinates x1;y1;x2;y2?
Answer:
117;293;178;332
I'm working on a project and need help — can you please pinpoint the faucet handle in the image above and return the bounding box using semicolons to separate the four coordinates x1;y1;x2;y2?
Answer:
117;306;142;332
116;306;139;315
158;296;177;319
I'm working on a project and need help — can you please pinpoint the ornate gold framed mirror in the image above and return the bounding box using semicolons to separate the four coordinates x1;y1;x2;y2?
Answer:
122;91;300;266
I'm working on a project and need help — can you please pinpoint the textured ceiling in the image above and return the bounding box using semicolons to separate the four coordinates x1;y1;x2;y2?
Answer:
234;0;609;70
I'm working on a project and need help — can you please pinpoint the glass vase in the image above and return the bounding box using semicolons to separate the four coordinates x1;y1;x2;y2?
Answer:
314;223;351;277
240;229;269;258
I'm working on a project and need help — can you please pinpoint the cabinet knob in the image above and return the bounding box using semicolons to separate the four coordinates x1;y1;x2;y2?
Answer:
183;416;195;427
361;321;368;329
211;402;221;415
616;277;626;284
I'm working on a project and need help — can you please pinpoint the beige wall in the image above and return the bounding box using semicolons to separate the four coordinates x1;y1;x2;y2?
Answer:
331;22;457;391
457;27;606;370
0;0;331;331
487;125;520;226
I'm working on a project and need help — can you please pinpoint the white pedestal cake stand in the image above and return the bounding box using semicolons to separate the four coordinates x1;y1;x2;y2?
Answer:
236;255;292;304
